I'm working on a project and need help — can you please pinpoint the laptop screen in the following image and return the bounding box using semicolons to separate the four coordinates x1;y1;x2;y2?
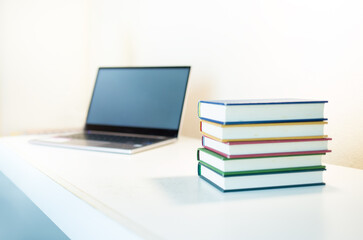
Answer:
85;67;190;137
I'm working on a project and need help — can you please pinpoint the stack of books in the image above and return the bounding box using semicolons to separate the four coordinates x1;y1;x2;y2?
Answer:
197;99;331;192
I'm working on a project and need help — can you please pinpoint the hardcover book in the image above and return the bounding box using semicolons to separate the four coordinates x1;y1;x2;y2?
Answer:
202;136;331;158
198;98;328;125
200;120;327;142
198;162;326;192
197;148;326;172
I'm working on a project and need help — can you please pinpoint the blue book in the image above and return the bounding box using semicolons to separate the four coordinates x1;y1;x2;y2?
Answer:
198;98;328;125
198;162;326;192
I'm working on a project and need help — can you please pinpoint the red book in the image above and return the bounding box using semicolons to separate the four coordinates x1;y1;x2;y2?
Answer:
202;136;332;159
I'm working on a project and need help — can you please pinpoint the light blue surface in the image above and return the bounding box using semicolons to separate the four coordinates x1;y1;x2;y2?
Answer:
0;171;69;240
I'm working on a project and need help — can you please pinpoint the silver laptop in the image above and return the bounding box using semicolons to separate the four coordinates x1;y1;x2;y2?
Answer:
30;66;191;154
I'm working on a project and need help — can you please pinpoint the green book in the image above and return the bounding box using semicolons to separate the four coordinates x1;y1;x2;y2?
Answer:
197;148;325;175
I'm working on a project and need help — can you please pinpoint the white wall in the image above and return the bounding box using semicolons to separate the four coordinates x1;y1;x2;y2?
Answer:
0;0;89;135
126;0;363;168
1;0;362;168
87;0;135;85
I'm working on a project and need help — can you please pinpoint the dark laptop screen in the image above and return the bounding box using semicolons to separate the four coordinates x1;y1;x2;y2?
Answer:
86;67;190;136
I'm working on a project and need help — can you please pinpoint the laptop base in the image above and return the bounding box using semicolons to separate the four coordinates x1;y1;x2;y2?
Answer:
30;132;176;154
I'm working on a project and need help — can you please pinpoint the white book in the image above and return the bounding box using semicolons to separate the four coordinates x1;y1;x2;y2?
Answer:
202;136;331;158
198;164;325;192
200;120;327;142
198;99;327;125
198;148;324;172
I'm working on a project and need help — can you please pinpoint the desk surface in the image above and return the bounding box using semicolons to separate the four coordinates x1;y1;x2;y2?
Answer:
0;135;362;240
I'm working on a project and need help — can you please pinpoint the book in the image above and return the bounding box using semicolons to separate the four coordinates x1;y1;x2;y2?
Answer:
198;98;327;125
202;136;331;158
200;120;327;142
198;159;326;176
198;162;326;192
197;148;325;172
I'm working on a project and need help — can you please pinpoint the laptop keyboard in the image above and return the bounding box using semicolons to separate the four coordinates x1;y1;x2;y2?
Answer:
69;133;164;145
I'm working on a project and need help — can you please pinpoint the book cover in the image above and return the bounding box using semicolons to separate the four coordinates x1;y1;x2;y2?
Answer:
200;120;328;142
197;147;328;161
201;137;332;158
198;163;326;192
198;160;326;177
198;99;328;125
199;99;328;106
197;147;326;172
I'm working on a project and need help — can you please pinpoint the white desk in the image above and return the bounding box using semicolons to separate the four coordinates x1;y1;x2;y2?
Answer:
0;135;362;240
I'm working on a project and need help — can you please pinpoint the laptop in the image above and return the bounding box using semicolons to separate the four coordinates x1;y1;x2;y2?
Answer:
30;66;191;154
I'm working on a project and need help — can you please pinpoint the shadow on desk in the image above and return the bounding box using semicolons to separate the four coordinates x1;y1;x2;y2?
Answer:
152;176;328;205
